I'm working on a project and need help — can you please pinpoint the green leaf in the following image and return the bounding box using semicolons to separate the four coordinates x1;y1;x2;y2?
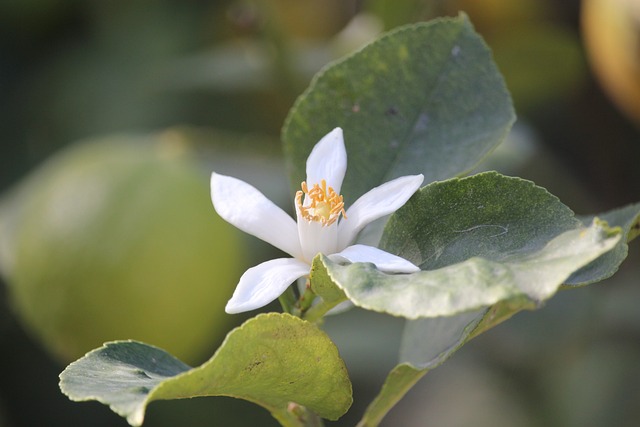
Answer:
59;341;191;424
356;310;487;427
60;313;352;426
282;14;515;204
354;176;631;426
565;202;640;286
399;310;485;368
382;172;580;270
312;172;620;319
302;253;350;322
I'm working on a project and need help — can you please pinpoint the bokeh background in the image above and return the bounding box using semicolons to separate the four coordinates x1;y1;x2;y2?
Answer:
1;0;639;426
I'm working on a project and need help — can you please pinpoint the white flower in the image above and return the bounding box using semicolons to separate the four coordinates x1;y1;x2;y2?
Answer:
211;127;424;313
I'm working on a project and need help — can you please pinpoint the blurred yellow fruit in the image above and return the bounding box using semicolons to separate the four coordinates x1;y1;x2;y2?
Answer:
0;134;242;364
582;0;640;124
446;0;544;32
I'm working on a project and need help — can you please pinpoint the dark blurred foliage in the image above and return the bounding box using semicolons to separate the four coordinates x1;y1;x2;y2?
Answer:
1;1;639;426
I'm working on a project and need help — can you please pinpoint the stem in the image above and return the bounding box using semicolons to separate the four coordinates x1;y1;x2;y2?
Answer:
297;284;317;313
355;365;428;427
279;285;299;315
302;299;335;323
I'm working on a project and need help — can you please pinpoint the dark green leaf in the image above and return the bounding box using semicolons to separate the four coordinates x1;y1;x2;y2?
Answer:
282;14;515;204
343;173;628;426
312;173;620;319
60;313;352;426
381;172;580;270
59;341;191;424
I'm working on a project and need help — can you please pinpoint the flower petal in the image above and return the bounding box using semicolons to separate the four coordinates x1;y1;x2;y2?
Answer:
306;128;347;193
338;174;424;248
225;258;310;314
331;244;420;273
211;172;302;259
296;216;339;264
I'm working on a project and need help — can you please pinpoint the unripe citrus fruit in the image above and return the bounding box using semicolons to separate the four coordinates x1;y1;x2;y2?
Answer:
1;133;242;364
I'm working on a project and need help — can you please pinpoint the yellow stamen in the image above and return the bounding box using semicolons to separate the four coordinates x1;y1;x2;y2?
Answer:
296;179;346;226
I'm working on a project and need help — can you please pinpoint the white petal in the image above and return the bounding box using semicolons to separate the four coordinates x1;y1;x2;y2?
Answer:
296;215;339;263
225;258;310;314
331;244;420;273
211;173;302;259
306;128;347;192
338;174;424;248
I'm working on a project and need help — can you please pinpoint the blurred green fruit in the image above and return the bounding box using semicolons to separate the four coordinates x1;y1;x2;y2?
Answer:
0;133;242;364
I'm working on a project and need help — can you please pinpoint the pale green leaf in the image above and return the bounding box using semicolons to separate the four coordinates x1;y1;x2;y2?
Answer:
356;310;486;427
343;172;625;427
399;310;485;368
60;313;352;426
282;14;514;204
312;173;620;319
565;202;640;286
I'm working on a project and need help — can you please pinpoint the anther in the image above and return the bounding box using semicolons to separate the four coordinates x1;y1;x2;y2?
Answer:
296;180;346;226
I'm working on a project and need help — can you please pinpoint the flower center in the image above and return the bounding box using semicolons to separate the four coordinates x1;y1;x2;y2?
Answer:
296;179;346;226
